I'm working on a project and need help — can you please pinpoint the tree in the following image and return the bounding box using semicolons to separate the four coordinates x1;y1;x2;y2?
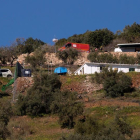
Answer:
24;37;45;53
120;22;140;42
0;47;9;65
87;52;99;62
86;28;114;50
67;34;84;43
92;67;132;97
51;90;84;128
25;47;46;71
16;73;61;116
17;37;45;54
6;46;18;66
55;38;67;48
103;71;132;97
57;48;80;64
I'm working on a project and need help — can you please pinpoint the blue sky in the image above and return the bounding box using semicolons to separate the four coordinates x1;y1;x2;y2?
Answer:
0;0;140;46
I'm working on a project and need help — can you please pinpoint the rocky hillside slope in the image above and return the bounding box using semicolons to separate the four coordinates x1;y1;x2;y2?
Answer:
16;52;139;66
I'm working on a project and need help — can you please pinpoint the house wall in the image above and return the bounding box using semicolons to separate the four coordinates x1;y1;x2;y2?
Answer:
116;67;129;73
75;64;140;75
75;64;85;75
112;65;130;73
84;64;100;74
113;65;140;73
135;68;140;72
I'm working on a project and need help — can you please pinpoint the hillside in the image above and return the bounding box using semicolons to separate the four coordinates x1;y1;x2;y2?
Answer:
0;72;139;139
0;66;140;139
16;52;139;67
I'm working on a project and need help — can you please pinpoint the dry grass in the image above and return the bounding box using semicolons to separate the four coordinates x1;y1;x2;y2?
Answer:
8;115;73;140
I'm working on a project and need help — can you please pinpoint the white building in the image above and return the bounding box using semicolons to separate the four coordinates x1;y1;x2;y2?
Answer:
114;43;140;52
74;63;140;75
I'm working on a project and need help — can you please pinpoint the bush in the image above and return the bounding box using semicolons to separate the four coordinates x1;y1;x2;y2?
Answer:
92;67;132;97
94;126;126;140
25;47;46;72
61;114;133;140
16;73;61;117
87;52;99;62
87;52;138;64
114;114;133;137
0;101;12;139
57;48;80;64
104;73;132;97
74;116;101;136
51;90;84;128
119;54;136;64
87;52;118;63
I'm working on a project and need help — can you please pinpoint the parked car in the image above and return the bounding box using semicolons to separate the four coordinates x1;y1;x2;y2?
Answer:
0;69;13;77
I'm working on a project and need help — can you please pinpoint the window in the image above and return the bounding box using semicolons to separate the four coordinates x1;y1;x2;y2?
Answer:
129;68;135;72
65;43;71;48
0;70;8;72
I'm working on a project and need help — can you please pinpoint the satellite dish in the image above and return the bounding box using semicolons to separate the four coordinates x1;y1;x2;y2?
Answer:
52;38;58;43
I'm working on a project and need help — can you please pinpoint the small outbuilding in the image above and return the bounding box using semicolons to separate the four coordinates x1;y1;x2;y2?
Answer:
54;67;67;75
114;43;140;52
74;63;140;75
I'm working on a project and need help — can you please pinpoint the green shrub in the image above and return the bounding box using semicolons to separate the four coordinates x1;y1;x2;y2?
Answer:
114;114;133;137
74;116;101;136
94;126;126;140
62;114;133;140
51;90;84;128
92;67;132;97
0;101;12;139
57;48;80;64
87;52;138;64
104;73;132;97
16;73;61;117
87;52;99;62
25;47;46;72
119;54;136;64
87;52;118;63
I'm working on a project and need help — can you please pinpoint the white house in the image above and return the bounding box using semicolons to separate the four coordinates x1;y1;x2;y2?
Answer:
114;43;140;52
74;63;140;75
